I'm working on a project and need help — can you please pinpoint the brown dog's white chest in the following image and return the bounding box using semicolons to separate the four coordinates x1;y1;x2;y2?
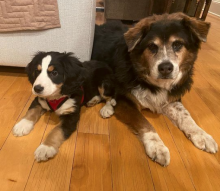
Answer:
131;86;169;113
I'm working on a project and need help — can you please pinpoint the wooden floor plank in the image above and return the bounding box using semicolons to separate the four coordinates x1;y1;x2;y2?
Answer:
193;69;212;89
194;87;220;120
0;75;32;148
0;74;18;99
142;111;196;191
78;104;109;135
195;63;220;92
109;116;155;191
25;113;78;191
0;96;50;191
70;133;112;191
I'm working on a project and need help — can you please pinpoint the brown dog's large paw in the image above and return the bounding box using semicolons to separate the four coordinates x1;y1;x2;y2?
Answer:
143;132;170;166
189;130;218;153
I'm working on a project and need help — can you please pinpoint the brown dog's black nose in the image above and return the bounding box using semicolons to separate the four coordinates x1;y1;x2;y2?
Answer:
158;62;173;76
34;85;44;93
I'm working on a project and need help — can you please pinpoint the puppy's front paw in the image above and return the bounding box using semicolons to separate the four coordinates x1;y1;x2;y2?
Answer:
87;96;101;107
189;130;218;153
13;119;34;137
34;144;57;162
110;99;117;106
143;132;170;166
100;104;114;118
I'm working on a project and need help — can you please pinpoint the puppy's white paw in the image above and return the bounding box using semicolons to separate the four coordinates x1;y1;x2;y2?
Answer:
189;130;218;153
87;96;101;107
143;132;170;166
13;119;34;137
34;144;57;162
110;99;117;106
100;104;114;118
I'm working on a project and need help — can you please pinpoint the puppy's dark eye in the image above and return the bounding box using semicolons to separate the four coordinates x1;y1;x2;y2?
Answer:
147;43;158;54
50;70;58;77
172;41;183;52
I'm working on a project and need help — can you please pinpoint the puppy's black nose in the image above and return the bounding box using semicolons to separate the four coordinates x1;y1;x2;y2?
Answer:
158;62;173;76
34;85;44;93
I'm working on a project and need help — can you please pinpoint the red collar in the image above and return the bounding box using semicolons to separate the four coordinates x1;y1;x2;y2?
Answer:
80;86;84;104
46;86;84;111
46;96;68;111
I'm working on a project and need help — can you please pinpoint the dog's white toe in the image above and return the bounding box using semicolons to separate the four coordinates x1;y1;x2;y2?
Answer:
100;104;114;118
87;96;102;107
190;130;218;153
34;144;57;162
110;99;117;106
143;132;170;166
13;119;34;137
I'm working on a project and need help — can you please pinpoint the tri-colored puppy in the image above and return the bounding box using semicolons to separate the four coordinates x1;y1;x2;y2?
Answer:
13;52;116;162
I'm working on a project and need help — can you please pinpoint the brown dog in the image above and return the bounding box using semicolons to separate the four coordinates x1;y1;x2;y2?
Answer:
92;13;218;166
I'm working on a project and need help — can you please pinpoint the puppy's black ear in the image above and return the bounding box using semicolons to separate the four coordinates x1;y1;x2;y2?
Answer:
26;51;46;84
61;53;87;95
182;14;210;42
124;16;156;52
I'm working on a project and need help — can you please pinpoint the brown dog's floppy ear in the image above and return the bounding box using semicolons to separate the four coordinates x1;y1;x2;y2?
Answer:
124;17;155;52
183;16;210;42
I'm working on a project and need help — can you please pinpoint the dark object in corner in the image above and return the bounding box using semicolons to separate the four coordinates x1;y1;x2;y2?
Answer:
105;0;212;21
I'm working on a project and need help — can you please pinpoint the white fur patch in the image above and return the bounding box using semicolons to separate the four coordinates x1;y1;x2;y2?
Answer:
110;99;117;106
172;71;183;86
38;97;51;111
55;98;76;115
131;86;168;113
34;144;57;162
143;132;170;166
13;119;34;136
100;100;114;118
33;55;58;97
190;129;218;153
87;96;102;107
163;45;168;59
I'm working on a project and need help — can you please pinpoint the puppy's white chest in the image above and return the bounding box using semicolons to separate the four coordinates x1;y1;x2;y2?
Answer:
38;97;76;115
131;86;168;113
55;99;76;115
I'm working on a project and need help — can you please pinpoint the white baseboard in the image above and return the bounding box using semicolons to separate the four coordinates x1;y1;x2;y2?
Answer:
209;1;220;17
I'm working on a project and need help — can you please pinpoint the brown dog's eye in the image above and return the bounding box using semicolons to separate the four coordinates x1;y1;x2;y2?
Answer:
50;71;58;77
172;41;183;52
147;43;158;54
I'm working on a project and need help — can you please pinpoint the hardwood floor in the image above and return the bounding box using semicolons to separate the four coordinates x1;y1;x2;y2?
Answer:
0;13;220;191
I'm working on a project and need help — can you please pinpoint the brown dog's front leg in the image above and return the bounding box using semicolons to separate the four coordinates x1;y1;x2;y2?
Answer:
163;101;218;153
115;97;170;166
